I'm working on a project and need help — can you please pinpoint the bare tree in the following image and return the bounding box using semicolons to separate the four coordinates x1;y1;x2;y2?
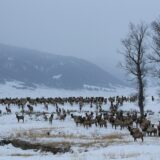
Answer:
148;18;160;77
120;22;148;117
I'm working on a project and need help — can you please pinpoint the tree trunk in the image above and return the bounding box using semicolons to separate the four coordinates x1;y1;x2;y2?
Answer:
138;76;144;117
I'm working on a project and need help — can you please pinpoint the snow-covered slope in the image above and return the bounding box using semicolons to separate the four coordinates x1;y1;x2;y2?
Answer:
0;81;132;98
0;44;124;89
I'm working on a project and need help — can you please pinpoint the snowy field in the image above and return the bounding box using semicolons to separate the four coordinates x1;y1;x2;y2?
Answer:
0;82;160;160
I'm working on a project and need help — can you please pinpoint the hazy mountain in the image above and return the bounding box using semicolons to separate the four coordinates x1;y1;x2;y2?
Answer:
0;44;124;89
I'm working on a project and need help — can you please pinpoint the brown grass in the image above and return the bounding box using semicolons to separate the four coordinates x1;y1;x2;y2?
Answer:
99;133;123;141
44;141;72;148
9;128;131;150
120;153;141;158
103;152;141;159
12;129;91;141
10;153;33;157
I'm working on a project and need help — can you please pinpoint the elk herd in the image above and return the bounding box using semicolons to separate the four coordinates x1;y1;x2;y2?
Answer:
0;96;160;142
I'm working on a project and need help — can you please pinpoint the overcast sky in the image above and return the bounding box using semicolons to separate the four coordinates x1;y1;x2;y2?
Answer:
0;0;160;77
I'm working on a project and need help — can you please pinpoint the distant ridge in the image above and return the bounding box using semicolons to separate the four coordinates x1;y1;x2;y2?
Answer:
0;43;124;89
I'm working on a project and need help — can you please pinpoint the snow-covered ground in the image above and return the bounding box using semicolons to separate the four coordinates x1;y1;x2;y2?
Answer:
0;82;160;160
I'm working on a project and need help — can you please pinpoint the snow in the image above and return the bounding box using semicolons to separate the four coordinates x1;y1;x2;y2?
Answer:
0;82;160;159
83;84;117;91
0;81;134;98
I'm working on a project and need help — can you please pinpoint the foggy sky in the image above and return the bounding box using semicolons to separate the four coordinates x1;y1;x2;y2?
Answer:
0;0;160;78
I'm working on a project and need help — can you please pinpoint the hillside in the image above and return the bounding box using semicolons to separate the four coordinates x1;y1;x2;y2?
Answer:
0;44;123;89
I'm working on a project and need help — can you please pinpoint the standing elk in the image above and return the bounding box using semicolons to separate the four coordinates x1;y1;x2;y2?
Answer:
27;105;33;113
16;113;24;123
49;113;54;124
6;107;11;114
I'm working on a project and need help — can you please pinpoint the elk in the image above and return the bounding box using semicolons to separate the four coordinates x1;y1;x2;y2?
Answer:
27;104;33;113
157;121;160;136
43;112;48;121
49;113;54;124
16;113;24;123
146;124;157;136
6;107;11;114
59;113;66;121
44;104;48;110
128;126;143;142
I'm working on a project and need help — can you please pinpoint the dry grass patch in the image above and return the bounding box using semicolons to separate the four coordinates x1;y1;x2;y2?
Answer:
8;129;131;151
103;152;141;159
4;139;71;154
95;133;130;144
78;140;102;148
44;141;73;148
12;129;91;141
120;153;141;158
101;134;123;140
105;153;117;159
10;153;34;157
78;133;131;148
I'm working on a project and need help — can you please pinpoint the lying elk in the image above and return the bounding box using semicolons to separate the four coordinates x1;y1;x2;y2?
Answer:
16;113;24;123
